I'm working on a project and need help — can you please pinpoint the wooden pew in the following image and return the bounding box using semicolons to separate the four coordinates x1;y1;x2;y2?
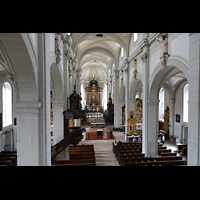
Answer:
68;149;94;154
52;162;96;166
52;159;95;165
161;152;177;157
52;144;96;166
0;157;16;166
1;150;17;154
157;160;187;166
69;145;94;148
0;160;13;166
122;156;183;166
158;149;171;155
118;153;145;166
0;151;17;166
158;146;167;150
113;141;186;166
123;160;187;166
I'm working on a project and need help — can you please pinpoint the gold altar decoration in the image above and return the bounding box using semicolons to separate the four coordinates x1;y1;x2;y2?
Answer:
135;98;142;124
69;119;74;127
163;106;169;132
127;111;136;135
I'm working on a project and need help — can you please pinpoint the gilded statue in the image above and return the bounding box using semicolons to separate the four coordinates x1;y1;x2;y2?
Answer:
127;111;136;135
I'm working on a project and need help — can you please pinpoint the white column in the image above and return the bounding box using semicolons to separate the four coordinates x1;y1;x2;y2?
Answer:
72;58;76;92
63;40;70;110
148;100;159;157
114;69;119;127
128;99;136;112
188;33;200;166
124;59;130;136
141;50;149;156
37;33;51;166
76;69;81;94
169;99;175;136
15;102;41;166
52;100;65;145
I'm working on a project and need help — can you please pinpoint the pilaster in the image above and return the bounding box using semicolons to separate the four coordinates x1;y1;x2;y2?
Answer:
169;99;176;136
37;33;51;166
72;57;77;91
188;33;200;165
114;69;119;127
15;102;41;166
148;99;159;157
124;59;129;136
52;100;65;145
63;39;70;110
141;45;149;156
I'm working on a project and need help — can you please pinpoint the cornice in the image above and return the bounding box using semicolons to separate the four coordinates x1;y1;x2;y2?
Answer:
148;33;160;44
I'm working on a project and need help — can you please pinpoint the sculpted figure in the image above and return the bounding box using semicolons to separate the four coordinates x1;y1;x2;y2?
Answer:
157;34;168;55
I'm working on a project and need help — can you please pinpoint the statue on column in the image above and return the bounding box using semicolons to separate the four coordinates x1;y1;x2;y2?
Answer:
133;58;138;79
156;34;170;67
55;33;62;55
55;33;63;64
156;34;168;55
121;70;124;84
68;57;72;77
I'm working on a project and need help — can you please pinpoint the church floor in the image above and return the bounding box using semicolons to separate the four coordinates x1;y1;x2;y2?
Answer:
80;125;125;166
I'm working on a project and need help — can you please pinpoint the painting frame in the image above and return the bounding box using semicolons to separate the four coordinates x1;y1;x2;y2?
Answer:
176;114;180;123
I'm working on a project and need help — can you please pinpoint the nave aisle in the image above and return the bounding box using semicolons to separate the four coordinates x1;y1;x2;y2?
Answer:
80;130;126;166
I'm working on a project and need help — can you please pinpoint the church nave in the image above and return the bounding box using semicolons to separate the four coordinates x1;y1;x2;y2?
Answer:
0;33;199;166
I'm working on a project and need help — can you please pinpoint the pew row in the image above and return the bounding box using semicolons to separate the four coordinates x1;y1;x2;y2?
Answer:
113;142;187;166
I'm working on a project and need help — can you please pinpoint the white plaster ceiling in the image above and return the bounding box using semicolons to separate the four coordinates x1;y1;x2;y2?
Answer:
71;33;130;84
163;67;187;92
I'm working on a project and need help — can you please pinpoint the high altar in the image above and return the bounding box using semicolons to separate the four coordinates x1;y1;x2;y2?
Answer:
85;75;103;112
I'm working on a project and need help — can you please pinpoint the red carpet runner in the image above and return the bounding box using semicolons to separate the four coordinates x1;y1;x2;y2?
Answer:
85;131;115;140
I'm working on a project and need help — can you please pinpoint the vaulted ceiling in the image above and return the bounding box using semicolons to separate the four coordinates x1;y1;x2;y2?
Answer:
71;33;131;84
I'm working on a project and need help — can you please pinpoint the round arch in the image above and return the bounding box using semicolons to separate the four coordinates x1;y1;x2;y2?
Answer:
0;33;38;102
129;73;143;97
149;58;189;100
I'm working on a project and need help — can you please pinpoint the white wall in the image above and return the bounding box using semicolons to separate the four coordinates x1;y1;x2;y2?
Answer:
169;33;189;64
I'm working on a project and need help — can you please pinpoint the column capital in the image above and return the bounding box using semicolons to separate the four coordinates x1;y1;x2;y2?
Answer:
113;69;119;78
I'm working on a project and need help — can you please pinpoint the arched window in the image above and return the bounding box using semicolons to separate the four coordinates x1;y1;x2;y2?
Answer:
183;83;189;122
134;33;138;42
159;87;164;120
121;47;124;57
2;82;12;127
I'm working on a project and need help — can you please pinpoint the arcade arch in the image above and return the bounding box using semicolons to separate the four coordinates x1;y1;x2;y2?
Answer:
147;59;189;157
